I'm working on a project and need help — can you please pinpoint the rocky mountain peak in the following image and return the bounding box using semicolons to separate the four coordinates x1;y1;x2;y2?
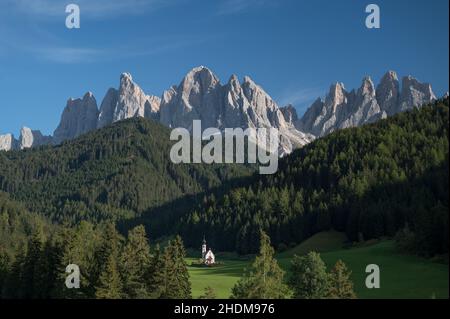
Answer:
111;72;160;122
2;68;439;155
280;104;298;125
160;67;313;154
228;74;240;89
326;82;347;112
19;127;52;150
399;75;436;112
383;70;398;82
297;71;437;138
0;133;17;151
53;92;99;144
120;72;133;82
97;88;119;128
376;71;400;115
359;76;376;96
182;66;220;92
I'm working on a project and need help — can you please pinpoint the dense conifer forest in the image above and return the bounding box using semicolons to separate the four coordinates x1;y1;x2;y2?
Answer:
177;99;449;255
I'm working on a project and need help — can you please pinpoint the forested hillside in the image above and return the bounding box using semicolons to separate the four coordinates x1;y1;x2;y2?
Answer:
177;99;449;256
0;99;448;258
0;118;253;224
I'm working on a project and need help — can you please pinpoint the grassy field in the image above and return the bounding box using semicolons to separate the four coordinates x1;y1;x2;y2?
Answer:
187;232;449;299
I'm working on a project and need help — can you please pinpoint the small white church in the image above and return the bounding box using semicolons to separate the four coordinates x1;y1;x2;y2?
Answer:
202;237;216;266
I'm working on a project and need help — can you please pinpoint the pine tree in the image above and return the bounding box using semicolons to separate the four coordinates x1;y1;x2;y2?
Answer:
121;225;152;299
51;227;87;299
288;251;329;299
160;236;191;299
95;253;123;299
3;244;26;298
327;260;356;299
22;230;44;298
94;223;123;299
231;231;289;299
147;244;165;298
0;248;10;297
33;239;62;298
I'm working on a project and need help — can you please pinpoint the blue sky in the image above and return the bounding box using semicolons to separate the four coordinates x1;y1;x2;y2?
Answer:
0;0;448;136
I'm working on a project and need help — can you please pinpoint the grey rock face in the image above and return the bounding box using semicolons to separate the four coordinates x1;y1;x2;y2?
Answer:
160;66;313;154
53;92;99;144
376;71;400;116
98;73;161;128
0;134;17;151
297;83;347;136
297;72;436;137
280;104;298;126
114;73;160;122
160;66;222;130
19;127;52;149
97;88;119;128
2;69;438;153
399;76;436;112
338;77;382;130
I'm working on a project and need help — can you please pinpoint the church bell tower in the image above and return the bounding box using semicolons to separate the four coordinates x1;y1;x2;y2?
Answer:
202;236;207;259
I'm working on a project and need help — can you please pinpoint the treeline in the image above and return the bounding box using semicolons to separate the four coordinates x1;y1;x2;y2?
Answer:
0;196;191;299
178;99;449;256
0;118;252;225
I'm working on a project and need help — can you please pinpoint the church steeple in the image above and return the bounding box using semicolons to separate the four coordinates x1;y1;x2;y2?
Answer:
202;236;207;259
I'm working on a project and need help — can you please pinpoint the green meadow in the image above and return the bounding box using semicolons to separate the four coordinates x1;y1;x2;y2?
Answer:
187;232;449;299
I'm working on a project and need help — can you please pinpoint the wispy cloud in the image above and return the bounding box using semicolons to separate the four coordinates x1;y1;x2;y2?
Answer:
217;0;272;15
12;36;209;64
277;87;324;114
0;0;206;65
32;47;104;63
4;0;176;19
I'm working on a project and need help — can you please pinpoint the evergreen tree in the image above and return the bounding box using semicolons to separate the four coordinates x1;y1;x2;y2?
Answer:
51;227;85;299
22;230;44;298
160;236;191;299
288;251;329;299
327;260;356;299
231;231;289;299
95;253;123;299
33;239;62;298
95;223;123;299
0;248;10;297
3;244;26;298
147;244;165;298
121;225;152;298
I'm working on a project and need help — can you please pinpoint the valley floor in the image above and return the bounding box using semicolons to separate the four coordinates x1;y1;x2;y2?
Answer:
187;232;449;299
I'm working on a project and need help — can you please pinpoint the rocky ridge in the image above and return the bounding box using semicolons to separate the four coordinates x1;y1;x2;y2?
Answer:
0;68;438;154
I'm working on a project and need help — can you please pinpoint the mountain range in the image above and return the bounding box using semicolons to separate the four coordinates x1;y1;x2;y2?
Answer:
0;67;438;153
